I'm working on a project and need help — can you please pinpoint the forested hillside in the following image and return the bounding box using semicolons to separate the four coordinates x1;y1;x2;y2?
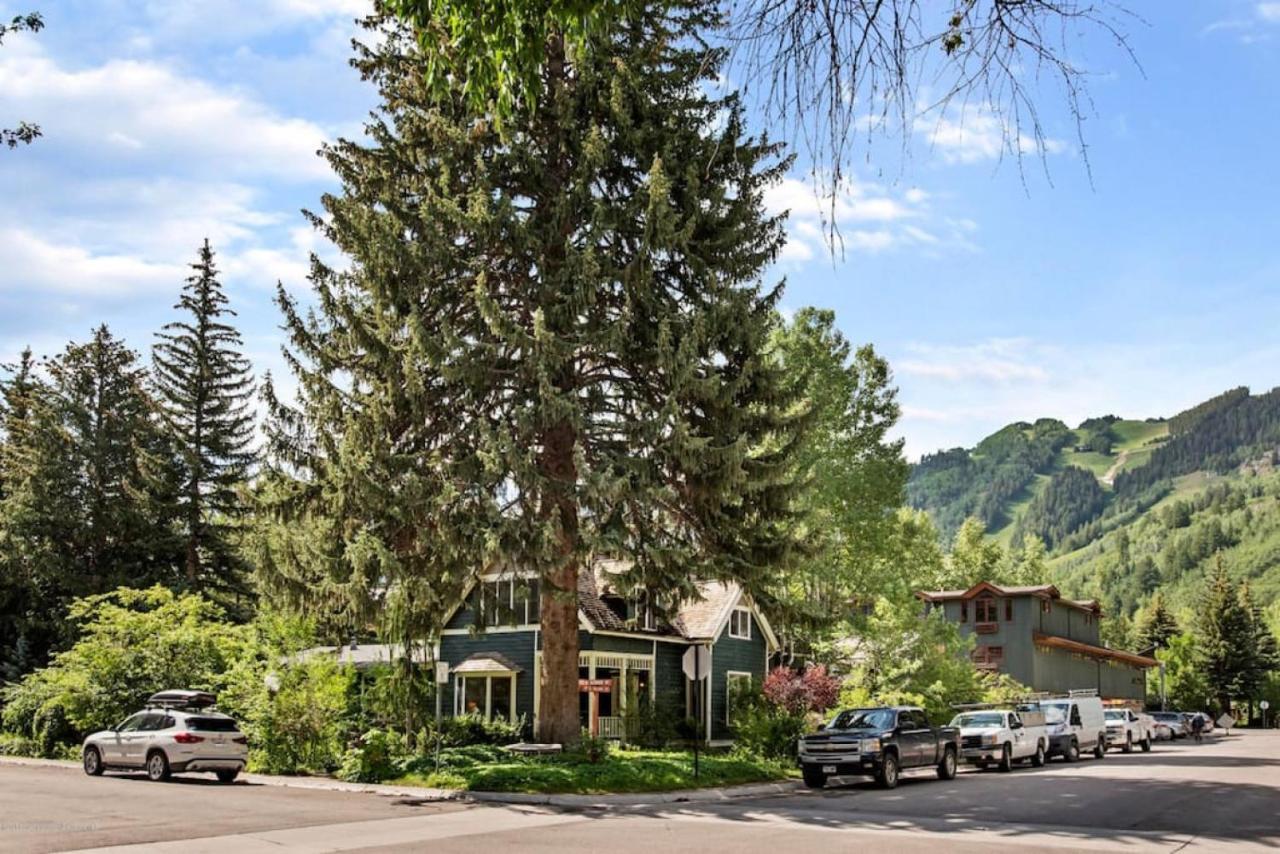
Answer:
908;386;1280;619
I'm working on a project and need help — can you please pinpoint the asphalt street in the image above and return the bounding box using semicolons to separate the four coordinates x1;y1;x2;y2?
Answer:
2;730;1278;853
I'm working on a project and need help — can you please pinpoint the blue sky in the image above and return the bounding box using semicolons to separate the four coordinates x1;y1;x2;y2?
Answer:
2;1;1279;460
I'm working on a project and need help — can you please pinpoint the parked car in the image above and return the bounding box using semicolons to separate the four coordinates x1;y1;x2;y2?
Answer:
798;706;960;790
1040;693;1108;762
950;708;1049;771
1104;709;1153;753
82;690;247;783
1151;711;1188;739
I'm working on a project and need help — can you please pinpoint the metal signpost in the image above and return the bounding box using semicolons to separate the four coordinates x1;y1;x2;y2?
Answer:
1262;700;1271;730
435;661;450;773
682;645;710;779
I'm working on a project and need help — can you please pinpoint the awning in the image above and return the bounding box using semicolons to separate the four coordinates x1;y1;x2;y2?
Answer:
1032;632;1159;668
452;652;523;674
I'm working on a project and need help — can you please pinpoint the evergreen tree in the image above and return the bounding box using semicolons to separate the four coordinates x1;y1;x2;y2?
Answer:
1239;583;1280;708
261;4;804;744
153;240;256;593
1136;591;1179;651
0;327;181;668
0;347;37;495
1195;555;1253;713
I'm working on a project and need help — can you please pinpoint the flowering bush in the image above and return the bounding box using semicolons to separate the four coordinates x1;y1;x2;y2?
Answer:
761;665;841;716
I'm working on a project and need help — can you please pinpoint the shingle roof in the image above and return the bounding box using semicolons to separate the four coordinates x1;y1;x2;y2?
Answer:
916;582;1101;615
578;560;743;641
453;651;523;673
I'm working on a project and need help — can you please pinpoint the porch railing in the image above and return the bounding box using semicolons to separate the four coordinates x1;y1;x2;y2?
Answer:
597;716;626;740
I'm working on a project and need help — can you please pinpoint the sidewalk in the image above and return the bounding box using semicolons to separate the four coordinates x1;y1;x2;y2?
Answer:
0;754;801;808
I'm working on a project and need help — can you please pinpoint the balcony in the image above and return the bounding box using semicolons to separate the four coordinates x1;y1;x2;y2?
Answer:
975;621;999;635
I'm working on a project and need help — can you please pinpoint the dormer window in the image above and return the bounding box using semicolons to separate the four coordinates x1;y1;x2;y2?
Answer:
635;591;657;631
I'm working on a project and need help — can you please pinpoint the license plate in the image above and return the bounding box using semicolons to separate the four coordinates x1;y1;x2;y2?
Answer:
822;765;837;774
214;738;225;745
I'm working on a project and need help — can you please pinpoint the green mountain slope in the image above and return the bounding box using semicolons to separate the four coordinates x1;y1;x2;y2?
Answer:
908;386;1280;617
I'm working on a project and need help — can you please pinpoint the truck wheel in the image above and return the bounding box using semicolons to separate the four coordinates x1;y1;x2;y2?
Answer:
802;766;828;789
936;747;957;781
1140;736;1152;753
1123;734;1133;754
1031;742;1046;767
1064;739;1080;763
997;744;1013;773
876;753;900;789
1094;736;1107;759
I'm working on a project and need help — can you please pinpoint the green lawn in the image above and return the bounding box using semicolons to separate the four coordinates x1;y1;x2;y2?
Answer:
393;748;795;794
1110;419;1168;450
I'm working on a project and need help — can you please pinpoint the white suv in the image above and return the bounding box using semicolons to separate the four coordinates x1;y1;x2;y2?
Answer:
81;691;248;783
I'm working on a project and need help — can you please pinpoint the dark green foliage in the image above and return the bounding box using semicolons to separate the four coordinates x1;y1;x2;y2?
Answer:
1195;557;1255;712
1;12;43;149
152;241;256;595
1116;387;1280;496
908;418;1071;536
1136;592;1179;651
258;3;805;743
1012;465;1106;549
1240;584;1280;704
0;327;183;671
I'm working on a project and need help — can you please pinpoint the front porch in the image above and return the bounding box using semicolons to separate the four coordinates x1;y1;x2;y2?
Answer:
534;650;656;740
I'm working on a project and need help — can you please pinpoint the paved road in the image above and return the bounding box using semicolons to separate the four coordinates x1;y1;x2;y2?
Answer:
2;731;1278;852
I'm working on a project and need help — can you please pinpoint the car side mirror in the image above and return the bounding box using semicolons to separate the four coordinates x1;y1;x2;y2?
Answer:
1012;721;1023;729
816;723;826;731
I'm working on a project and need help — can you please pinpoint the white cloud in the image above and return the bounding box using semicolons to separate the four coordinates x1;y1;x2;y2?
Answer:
1258;3;1280;22
0;46;334;182
0;229;183;297
924;112;1068;165
898;338;1051;384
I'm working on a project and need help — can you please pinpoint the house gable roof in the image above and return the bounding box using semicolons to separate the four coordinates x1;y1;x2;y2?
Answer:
917;581;1102;616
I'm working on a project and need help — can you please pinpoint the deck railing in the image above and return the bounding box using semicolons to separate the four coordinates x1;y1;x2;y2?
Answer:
597;716;626;740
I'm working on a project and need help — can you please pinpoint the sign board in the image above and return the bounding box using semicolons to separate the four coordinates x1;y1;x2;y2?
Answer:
682;645;710;681
578;678;614;694
1262;701;1271;711
435;661;451;685
1217;714;1236;730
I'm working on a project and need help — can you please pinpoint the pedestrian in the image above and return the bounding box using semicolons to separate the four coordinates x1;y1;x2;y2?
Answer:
1191;712;1205;744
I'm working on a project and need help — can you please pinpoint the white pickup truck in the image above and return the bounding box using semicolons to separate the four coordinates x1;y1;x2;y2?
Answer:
1104;708;1154;753
949;708;1049;771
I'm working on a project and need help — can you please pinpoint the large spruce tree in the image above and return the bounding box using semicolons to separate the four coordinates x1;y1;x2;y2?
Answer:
153;241;256;593
1136;591;1179;651
1195;556;1253;713
262;2;803;743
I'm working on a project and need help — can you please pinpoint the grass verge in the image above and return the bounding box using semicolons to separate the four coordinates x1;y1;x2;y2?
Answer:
393;746;796;794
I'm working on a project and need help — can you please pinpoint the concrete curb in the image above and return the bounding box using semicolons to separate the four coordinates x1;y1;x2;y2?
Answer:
0;755;800;807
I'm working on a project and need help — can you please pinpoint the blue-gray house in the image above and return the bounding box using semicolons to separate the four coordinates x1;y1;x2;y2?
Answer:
435;560;778;742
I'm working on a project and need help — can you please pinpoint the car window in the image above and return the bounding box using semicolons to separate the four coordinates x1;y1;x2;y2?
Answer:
1070;705;1082;727
139;714;169;731
185;716;238;732
952;712;1004;727
117;713;147;732
830;709;896;731
902;711;928;730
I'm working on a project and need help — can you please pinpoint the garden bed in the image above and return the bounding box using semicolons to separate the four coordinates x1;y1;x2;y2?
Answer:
393;746;795;794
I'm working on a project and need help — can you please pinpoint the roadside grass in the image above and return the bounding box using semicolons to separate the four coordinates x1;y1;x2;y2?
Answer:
393;747;796;794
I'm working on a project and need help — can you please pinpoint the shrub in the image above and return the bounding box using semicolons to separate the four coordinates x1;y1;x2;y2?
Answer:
429;713;525;748
762;665;841;716
730;704;808;761
0;732;39;757
574;731;611;764
337;728;407;783
621;699;683;748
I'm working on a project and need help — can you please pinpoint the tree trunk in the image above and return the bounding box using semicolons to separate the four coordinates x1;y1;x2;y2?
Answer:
536;420;581;746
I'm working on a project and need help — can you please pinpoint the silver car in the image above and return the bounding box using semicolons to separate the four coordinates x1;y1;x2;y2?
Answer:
81;691;248;783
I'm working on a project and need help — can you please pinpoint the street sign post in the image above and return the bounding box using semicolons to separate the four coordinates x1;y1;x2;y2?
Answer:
1263;700;1271;729
435;661;449;773
682;646;709;779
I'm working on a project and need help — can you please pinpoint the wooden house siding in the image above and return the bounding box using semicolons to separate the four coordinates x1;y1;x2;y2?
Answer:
709;611;768;740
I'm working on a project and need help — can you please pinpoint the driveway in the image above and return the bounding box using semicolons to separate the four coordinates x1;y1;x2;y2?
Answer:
1;731;1277;852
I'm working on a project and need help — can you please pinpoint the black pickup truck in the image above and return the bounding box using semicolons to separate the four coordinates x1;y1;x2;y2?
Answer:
797;706;961;789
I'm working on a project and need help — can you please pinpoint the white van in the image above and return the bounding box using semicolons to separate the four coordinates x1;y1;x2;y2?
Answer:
1038;693;1107;762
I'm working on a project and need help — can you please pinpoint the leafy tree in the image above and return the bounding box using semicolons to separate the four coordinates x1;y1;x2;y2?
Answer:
1155;632;1211;713
0;586;251;753
153;241;256;594
769;308;907;636
944;517;1006;589
1007;535;1050;586
1195;556;1253;713
1135;591;1179;651
260;5;804;745
0;12;43;149
387;1;1134;227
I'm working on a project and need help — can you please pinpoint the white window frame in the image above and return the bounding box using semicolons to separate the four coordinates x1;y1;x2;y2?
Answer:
726;671;753;725
729;607;752;640
454;672;518;723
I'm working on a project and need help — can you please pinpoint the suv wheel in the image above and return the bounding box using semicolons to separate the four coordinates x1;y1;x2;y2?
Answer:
1123;734;1134;754
802;766;828;789
876;753;900;789
216;769;239;784
936;747;957;781
1031;742;1046;767
83;746;104;777
1064;738;1080;763
146;750;171;782
997;744;1013;773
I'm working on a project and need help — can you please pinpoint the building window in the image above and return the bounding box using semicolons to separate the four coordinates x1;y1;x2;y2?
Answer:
456;674;517;722
729;607;752;640
726;671;753;725
1041;599;1051;614
635;591;657;630
972;646;1004;671
975;596;999;623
